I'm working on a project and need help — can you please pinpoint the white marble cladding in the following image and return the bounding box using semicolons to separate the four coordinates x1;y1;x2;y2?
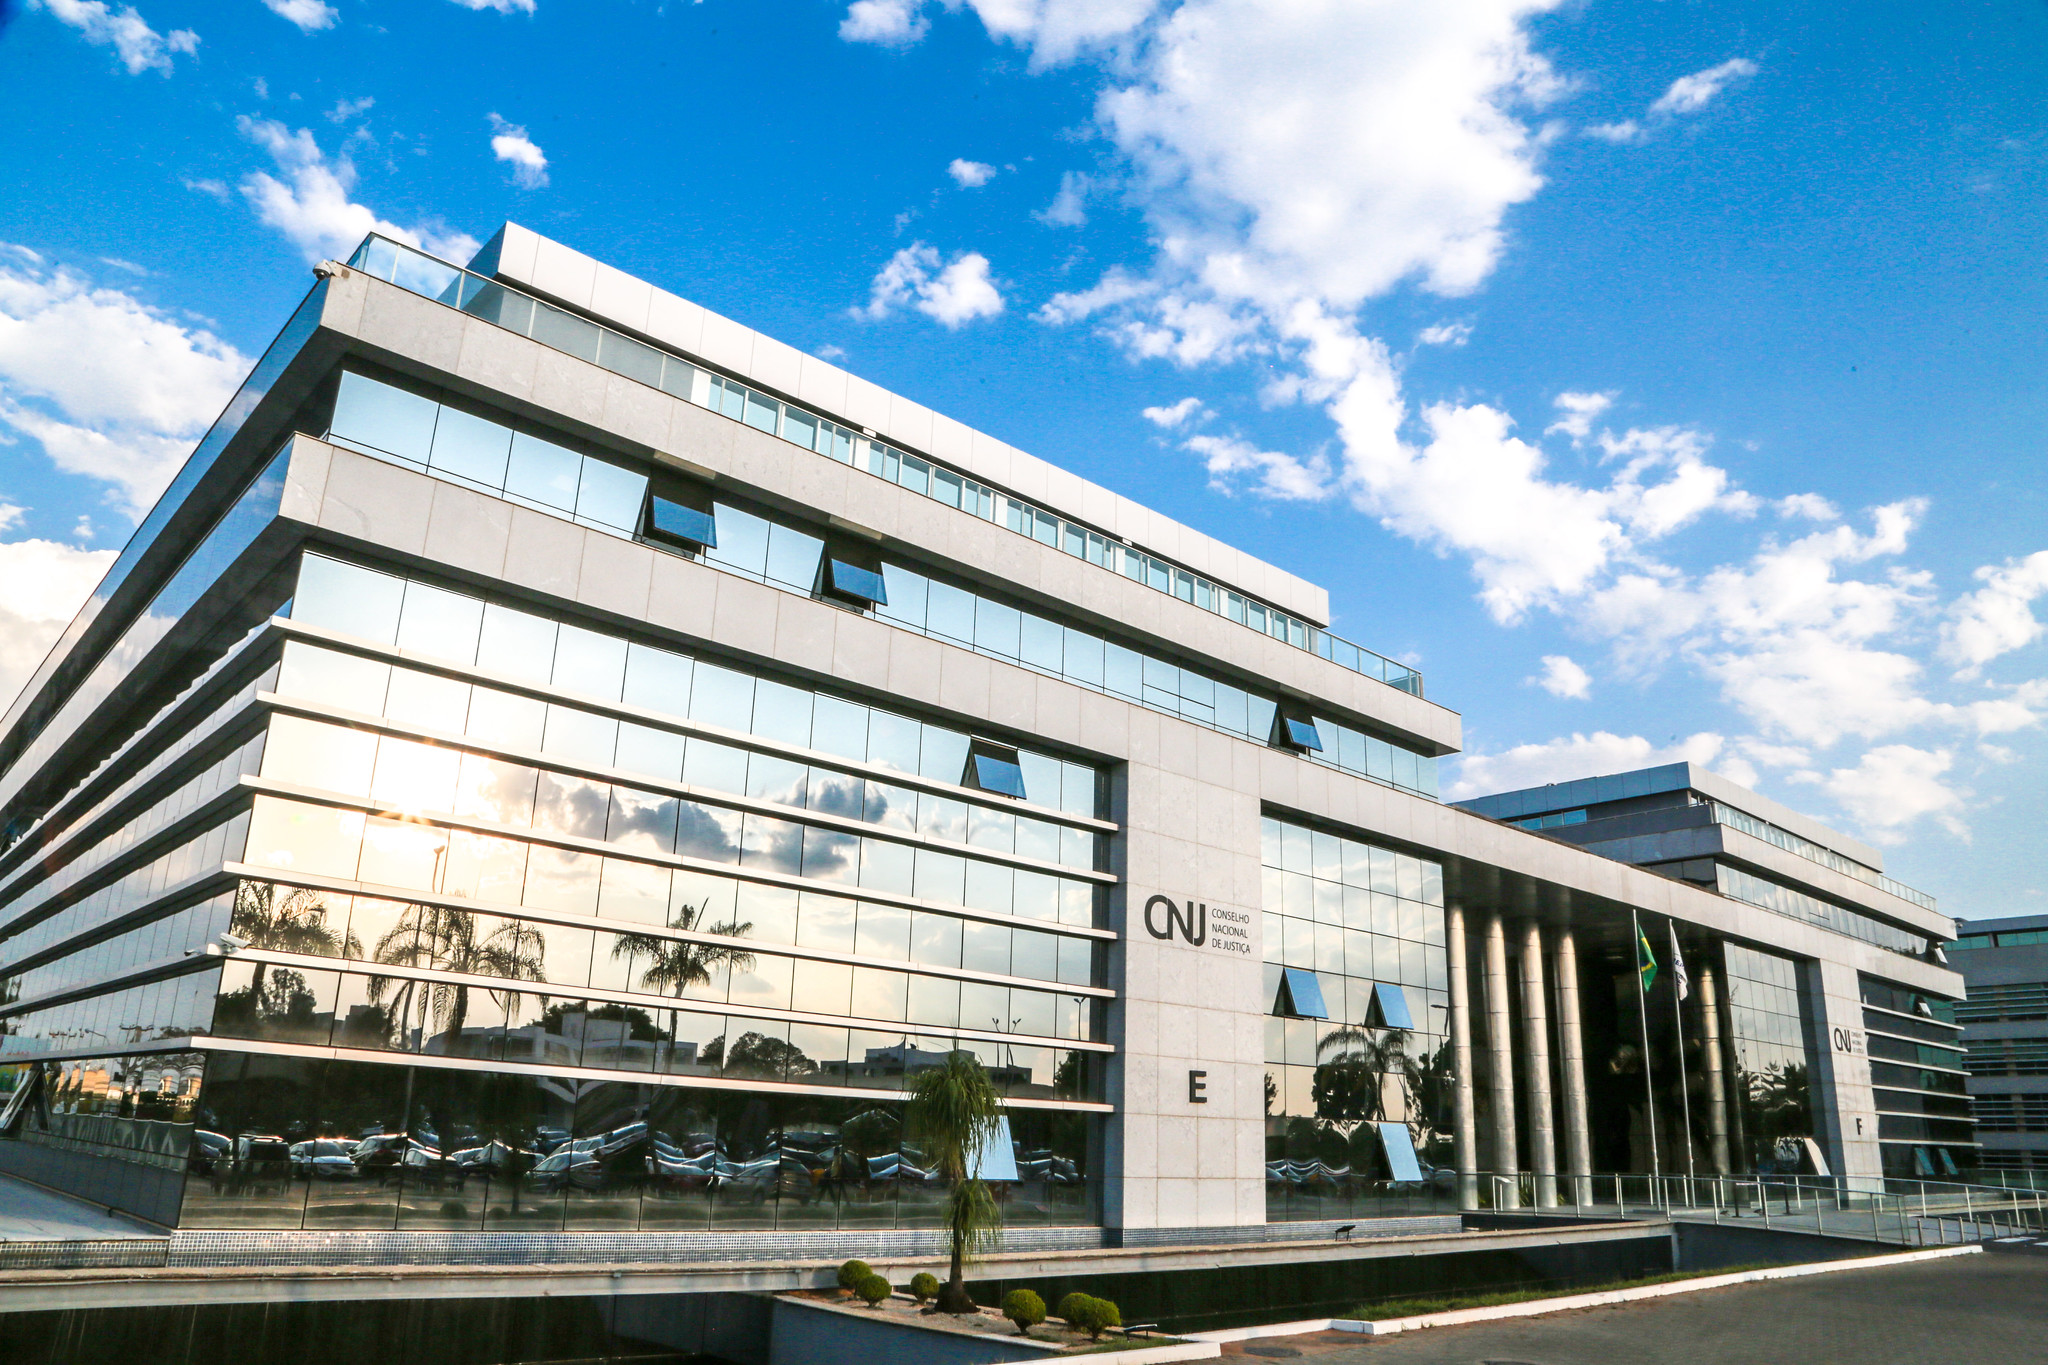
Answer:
321;267;1461;757
477;222;1333;631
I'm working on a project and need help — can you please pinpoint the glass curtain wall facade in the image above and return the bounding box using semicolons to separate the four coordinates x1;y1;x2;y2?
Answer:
1717;943;1817;1175
1860;974;1975;1177
322;365;1441;801
0;539;1115;1228
1258;815;1449;1220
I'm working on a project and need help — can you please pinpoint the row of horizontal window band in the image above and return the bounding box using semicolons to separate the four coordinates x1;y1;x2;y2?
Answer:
290;553;1104;820
1963;1039;2048;1074
1713;865;1932;959
180;1052;1099;1232
348;238;1418;695
1869;1086;1975;1119
266;644;1104;872
1967;1094;2048;1129
208;958;1101;1099
317;377;1442;803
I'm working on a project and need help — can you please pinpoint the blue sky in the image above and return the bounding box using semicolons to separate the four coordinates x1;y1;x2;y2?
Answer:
2;0;2045;919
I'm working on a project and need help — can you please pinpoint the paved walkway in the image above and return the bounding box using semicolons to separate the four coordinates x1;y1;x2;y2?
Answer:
1218;1254;2047;1365
0;1175;163;1242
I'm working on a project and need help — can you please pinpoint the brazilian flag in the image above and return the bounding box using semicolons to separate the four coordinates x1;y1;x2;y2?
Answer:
1637;922;1658;992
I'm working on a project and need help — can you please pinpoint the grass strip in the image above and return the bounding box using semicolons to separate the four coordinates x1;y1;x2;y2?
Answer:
1350;1259;1875;1320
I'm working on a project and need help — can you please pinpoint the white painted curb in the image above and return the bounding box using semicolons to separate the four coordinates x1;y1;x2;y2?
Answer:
1186;1244;1984;1343
1085;1342;1220;1362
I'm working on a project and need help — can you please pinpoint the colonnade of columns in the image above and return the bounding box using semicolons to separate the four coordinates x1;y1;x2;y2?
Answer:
1445;907;1731;1208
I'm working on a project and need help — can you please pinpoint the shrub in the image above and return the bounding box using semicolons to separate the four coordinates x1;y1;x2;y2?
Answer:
1070;1295;1121;1340
439;1201;468;1220
837;1259;873;1293
1001;1289;1046;1335
1055;1291;1091;1324
910;1272;940;1304
855;1273;893;1308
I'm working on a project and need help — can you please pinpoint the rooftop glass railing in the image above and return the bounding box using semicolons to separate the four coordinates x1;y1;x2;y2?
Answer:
1707;801;1936;912
344;234;1423;699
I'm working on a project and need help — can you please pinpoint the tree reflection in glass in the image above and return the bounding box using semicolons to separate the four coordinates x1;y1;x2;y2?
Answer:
229;880;360;1001
608;895;755;999
368;903;547;1055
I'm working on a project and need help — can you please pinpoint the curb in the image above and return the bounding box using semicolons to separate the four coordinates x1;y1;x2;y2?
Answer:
1187;1244;1985;1342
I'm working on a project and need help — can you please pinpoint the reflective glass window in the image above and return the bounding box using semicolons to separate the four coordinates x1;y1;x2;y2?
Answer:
332;370;438;462
688;661;755;732
295;555;405;645
541;705;619;767
524;845;601;916
427;404;513;487
740;813;804;874
533;771;610;840
385;667;472;734
453;753;538;825
683;738;748;794
575;458;648;532
505;431;582;512
395;581;484;662
475;604;559;683
675;801;743;863
855;902;911;961
465;686;546;750
263;714;377;796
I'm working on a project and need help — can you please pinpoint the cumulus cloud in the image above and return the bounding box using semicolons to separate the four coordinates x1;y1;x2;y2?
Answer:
1531;654;1590;699
1650;57;1758;117
1801;745;1968;843
840;0;927;46
450;0;535;12
1184;433;1332;502
1777;492;1839;521
1545;389;1613;441
947;158;996;188
1446;730;1727;801
237;117;479;263
488;113;549;189
262;0;337;32
1942;550;2048;676
856;243;1004;327
1418;321;1472;347
0;534;118;713
1036;171;1092;227
0;249;251;517
32;0;198;75
1142;396;1207;429
327;96;374;124
1588;58;1757;145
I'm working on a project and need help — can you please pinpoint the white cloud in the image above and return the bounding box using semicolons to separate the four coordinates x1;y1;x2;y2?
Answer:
1802;745;1968;843
1447;730;1727;801
1531;654;1590;699
1184;433;1332;502
1417;321;1472;347
1142;396;1206;429
1650;57;1757;118
237;117;479;263
262;0;338;32
33;0;198;75
1585;121;1643;144
947;158;996;188
326;96;374;124
449;0;535;12
0;534;118;714
488;113;549;189
1036;171;1092;227
1545;389;1613;441
856;243;1004;327
840;0;927;46
0;251;251;517
1942;550;2048;675
1777;492;1839;521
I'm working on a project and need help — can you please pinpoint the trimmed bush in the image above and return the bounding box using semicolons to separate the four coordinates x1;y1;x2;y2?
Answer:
1001;1289;1046;1335
1055;1291;1091;1324
836;1259;873;1293
909;1272;940;1304
855;1273;893;1308
1070;1295;1121;1340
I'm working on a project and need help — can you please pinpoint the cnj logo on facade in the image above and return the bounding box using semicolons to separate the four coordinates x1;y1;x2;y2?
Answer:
1143;894;1206;946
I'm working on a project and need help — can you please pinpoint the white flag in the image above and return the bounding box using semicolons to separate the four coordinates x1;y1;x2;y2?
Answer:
1669;923;1690;1002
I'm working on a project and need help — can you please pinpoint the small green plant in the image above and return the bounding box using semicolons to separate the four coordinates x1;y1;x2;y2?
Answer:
439;1200;468;1220
837;1259;873;1294
1055;1291;1091;1324
855;1273;893;1308
910;1272;940;1304
1069;1295;1121;1340
1001;1289;1046;1335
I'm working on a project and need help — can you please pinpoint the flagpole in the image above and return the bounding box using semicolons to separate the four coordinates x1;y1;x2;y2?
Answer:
1632;908;1660;1181
1670;921;1696;1186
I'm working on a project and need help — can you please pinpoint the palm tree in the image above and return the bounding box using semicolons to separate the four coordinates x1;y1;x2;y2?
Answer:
1312;1024;1410;1124
908;1050;1004;1314
230;880;360;1000
369;904;546;1053
608;897;756;998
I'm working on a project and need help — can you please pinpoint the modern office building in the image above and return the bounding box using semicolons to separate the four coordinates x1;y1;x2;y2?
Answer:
1947;914;2048;1177
1456;765;1976;1182
0;225;1972;1232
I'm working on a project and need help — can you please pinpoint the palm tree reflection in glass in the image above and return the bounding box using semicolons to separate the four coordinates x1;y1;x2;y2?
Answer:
368;904;547;1054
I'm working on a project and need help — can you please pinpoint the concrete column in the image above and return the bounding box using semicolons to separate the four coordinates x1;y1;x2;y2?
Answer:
1519;920;1557;1209
1483;912;1520;1208
1698;964;1732;1176
1446;901;1479;1210
1552;925;1594;1206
